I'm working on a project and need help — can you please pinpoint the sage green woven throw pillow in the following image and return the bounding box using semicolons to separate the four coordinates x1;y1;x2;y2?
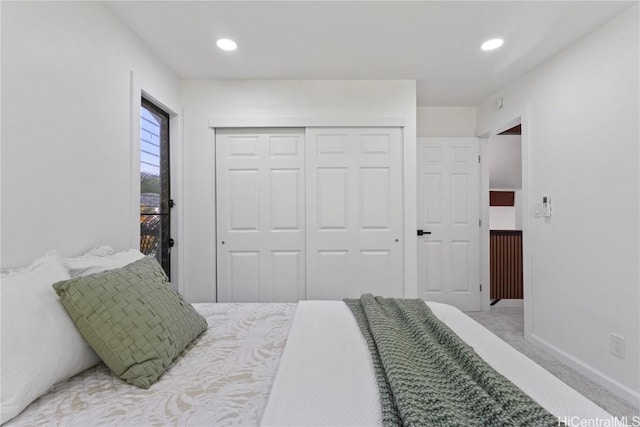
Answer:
52;256;207;388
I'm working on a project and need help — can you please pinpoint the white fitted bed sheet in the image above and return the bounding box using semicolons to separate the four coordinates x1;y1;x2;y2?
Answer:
261;300;617;427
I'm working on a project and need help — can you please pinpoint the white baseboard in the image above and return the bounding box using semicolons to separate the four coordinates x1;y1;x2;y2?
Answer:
529;333;640;409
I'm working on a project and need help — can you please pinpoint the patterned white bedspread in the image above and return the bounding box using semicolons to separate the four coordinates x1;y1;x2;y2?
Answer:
6;303;296;427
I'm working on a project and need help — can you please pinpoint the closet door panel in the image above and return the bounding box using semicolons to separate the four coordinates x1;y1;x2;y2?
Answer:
359;167;391;230
270;169;302;231
314;250;350;299
306;127;404;300
271;250;304;302
316;167;349;230
229;170;260;231
217;128;305;302
228;251;260;302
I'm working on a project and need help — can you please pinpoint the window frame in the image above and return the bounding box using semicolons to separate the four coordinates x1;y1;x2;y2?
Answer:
140;97;172;277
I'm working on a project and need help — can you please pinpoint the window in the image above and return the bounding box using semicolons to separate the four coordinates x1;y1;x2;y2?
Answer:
140;98;172;277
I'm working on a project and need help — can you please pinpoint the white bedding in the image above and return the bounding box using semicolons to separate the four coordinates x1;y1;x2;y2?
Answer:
6;300;617;426
6;303;295;427
261;300;617;426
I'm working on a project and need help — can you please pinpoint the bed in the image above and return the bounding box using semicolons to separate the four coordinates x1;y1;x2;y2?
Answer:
1;249;619;426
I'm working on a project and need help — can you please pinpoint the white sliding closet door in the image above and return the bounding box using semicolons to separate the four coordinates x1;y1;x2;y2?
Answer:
306;127;404;299
216;128;305;302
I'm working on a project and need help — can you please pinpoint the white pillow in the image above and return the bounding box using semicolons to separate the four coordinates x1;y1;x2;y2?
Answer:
64;248;145;278
80;245;116;258
0;251;101;424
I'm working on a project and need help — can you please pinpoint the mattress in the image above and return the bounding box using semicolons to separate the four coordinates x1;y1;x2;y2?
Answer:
6;303;296;427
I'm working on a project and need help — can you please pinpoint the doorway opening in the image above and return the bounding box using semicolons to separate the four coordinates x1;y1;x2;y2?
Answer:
488;125;523;307
479;110;532;340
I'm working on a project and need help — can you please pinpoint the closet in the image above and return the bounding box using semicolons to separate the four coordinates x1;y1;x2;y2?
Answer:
216;127;404;302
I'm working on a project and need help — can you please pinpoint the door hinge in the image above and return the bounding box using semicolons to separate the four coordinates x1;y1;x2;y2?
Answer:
480;284;482;292
478;155;481;163
479;219;482;227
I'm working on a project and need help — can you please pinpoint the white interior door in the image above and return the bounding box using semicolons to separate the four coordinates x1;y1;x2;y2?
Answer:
216;128;305;302
417;137;481;311
306;127;404;299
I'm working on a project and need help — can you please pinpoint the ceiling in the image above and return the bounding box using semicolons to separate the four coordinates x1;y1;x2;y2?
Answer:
105;1;635;106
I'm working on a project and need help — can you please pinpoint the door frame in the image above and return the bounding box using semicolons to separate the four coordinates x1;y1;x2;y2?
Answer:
478;105;532;340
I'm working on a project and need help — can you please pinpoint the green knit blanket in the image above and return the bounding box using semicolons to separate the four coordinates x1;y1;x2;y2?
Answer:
344;294;560;427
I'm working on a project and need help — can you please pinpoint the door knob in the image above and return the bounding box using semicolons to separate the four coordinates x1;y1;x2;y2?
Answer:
417;230;432;236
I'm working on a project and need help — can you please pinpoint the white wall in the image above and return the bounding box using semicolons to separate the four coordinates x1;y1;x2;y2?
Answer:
417;106;476;137
489;134;522;189
1;2;181;269
181;80;417;302
514;189;523;230
488;190;522;230
489;135;523;231
489;207;516;230
478;5;639;403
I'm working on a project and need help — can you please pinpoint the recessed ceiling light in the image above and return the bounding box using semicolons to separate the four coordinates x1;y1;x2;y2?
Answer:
216;38;237;51
481;38;504;51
